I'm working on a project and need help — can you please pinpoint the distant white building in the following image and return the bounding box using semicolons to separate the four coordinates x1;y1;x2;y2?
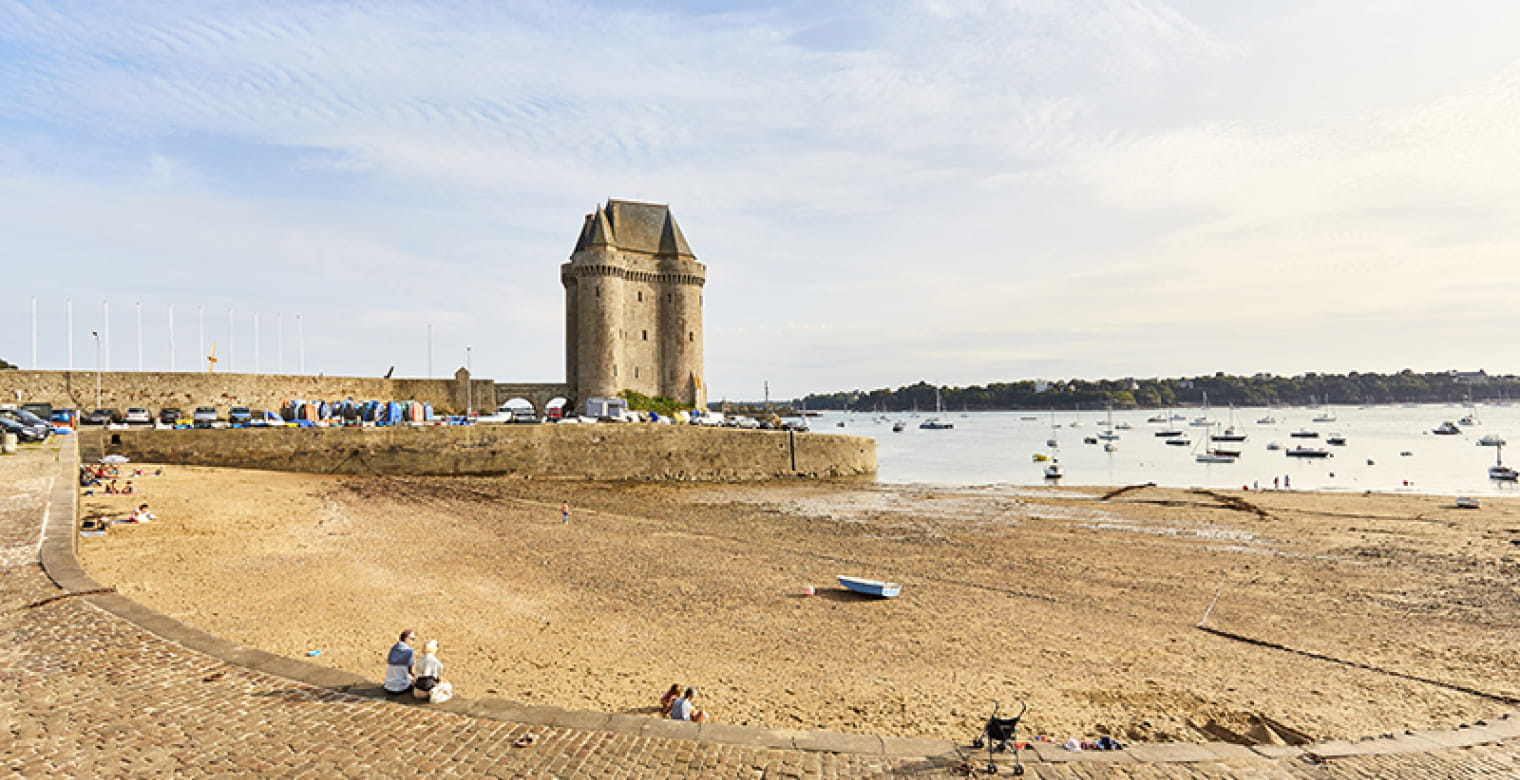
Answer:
1451;370;1489;385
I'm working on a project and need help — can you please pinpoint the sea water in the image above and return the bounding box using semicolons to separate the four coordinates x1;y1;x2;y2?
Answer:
812;405;1520;496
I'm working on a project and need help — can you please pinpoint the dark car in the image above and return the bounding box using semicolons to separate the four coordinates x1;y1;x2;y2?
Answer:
0;416;46;443
0;408;53;440
83;409;120;425
21;402;52;419
159;407;184;425
228;405;252;426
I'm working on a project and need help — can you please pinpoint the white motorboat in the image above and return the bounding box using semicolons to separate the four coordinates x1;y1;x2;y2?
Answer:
1432;421;1462;435
1044;460;1063;479
1286;445;1331;458
1326;434;1348;446
1312;411;1337;423
1478;434;1506;447
1266;441;1283;451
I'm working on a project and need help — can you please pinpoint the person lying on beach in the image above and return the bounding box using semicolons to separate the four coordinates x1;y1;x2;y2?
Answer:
669;687;708;723
660;684;682;715
383;630;416;694
412;639;454;703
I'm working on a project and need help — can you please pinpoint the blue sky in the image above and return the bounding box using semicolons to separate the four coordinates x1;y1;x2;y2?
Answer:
5;0;1520;400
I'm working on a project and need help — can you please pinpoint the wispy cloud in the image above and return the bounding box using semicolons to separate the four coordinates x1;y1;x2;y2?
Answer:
3;1;1520;393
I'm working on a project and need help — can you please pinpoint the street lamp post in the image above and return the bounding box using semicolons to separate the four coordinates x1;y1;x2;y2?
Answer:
91;330;101;410
466;345;473;416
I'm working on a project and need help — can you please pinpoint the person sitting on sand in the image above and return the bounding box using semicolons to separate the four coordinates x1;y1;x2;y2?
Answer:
660;683;682;715
129;504;154;523
412;639;453;703
121;481;134;495
669;687;708;723
383;630;416;694
105;479;119;495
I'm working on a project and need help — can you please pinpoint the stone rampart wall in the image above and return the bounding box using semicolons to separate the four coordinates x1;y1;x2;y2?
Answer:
0;370;496;415
86;425;876;481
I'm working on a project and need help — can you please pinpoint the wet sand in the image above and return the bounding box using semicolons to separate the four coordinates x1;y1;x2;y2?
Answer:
79;468;1520;743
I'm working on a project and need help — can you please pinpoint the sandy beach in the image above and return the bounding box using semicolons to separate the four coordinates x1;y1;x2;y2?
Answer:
79;467;1520;744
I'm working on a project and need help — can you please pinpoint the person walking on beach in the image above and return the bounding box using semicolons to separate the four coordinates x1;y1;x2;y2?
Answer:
561;501;570;524
1284;475;1291;490
383;630;416;695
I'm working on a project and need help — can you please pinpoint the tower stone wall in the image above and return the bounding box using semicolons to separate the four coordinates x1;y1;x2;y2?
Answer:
561;200;707;409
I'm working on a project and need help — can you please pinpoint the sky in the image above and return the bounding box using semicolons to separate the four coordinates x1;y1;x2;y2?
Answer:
5;0;1520;401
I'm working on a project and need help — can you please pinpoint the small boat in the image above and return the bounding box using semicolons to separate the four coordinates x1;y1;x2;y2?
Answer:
837;575;901;599
1146;413;1168;423
1103;442;1117;452
1083;436;1098;445
1477;434;1506;447
1257;415;1278;424
1165;435;1191;446
1195;423;1237;462
919;389;954;429
1032;453;1050;462
1432;421;1462;435
1312;412;1337;423
1489;445;1517;481
1212;427;1247;443
1266;441;1283;451
1400;450;1414;457
1044;462;1063;479
892;421;906;432
1286;446;1331;458
1155;429;1183;437
1114;421;1132;430
1455;496;1482;509
1290;429;1319;438
1326;434;1347;446
1210;446;1242;457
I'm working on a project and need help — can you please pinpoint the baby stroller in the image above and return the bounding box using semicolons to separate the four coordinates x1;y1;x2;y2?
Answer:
966;700;1026;775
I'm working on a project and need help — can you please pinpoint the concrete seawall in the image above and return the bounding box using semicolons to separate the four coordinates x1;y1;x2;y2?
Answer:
87;424;876;480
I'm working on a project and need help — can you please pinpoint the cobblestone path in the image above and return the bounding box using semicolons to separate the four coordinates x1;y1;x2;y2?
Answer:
3;440;1518;778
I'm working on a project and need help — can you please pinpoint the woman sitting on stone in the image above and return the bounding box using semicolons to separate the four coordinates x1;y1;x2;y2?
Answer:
412;639;453;703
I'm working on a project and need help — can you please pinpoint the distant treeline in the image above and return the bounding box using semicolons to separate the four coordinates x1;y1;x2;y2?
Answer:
795;371;1515;412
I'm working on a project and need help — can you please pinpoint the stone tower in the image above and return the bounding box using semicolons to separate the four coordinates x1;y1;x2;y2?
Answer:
562;199;707;409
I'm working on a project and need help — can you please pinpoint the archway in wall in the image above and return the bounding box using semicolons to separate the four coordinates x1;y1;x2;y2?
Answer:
501;397;537;421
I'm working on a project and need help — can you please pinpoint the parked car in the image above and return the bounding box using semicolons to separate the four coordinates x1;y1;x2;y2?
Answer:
0;408;53;440
82;408;120;425
192;406;219;428
0;416;46;443
21;402;52;419
159;407;184;425
124;407;153;425
228;406;252;426
510;409;540;424
49;408;77;426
